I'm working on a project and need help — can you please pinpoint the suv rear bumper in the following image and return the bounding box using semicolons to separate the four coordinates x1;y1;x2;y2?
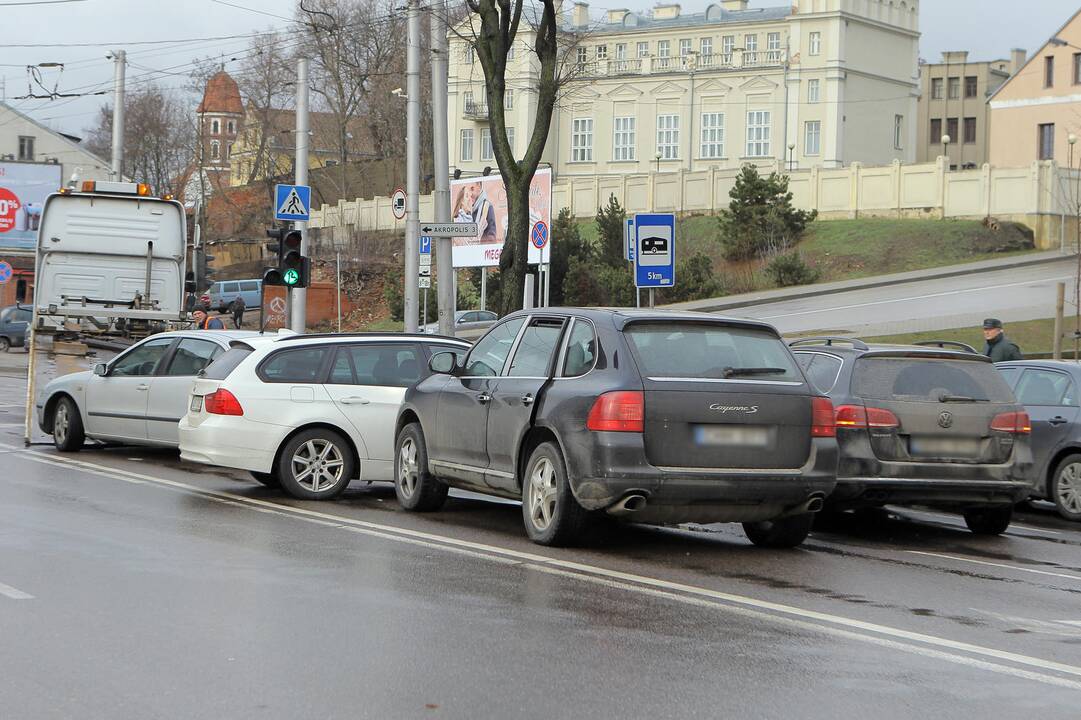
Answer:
565;432;838;525
831;476;1033;508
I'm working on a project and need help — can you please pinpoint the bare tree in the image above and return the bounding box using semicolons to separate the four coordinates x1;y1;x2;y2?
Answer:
234;31;295;188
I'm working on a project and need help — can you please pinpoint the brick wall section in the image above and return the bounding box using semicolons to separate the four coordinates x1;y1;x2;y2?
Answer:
262;281;355;329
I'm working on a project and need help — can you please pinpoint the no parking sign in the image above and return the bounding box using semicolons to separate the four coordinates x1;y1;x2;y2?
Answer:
531;220;549;250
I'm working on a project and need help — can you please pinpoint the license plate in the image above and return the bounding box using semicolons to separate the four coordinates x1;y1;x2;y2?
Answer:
909;437;980;457
190;396;202;412
694;425;771;447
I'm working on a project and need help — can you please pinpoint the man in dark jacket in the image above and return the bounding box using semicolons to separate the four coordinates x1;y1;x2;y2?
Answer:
982;318;1023;362
230;295;246;329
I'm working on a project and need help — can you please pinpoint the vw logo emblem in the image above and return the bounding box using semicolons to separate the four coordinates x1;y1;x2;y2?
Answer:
938;411;953;429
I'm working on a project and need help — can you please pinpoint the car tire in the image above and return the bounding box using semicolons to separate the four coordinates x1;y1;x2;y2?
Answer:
0;336;9;353
394;423;447;512
743;513;815;548
521;441;590;547
962;505;1013;535
277;428;355;500
52;396;85;452
1050;454;1081;522
250;470;281;488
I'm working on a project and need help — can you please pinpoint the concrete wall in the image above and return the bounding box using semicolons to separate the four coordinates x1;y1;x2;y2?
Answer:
311;158;1078;250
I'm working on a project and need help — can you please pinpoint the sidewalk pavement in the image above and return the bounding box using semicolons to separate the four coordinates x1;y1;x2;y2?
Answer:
666;250;1069;313
0;348;29;378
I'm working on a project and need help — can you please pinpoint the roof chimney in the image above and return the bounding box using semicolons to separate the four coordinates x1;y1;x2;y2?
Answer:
607;7;629;23
571;1;589;28
721;0;748;10
654;3;681;19
941;50;969;64
1010;48;1027;75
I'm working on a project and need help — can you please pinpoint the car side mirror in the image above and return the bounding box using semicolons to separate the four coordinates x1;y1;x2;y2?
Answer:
429;351;458;375
92;363;108;377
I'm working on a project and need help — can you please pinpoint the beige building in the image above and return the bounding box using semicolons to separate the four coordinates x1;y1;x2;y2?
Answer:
989;8;1081;167
916;50;1022;168
448;0;920;178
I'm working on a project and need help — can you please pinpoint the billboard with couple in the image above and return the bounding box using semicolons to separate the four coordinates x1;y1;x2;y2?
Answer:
450;167;552;268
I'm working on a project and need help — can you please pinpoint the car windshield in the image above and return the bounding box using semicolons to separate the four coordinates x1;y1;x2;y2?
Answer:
624;322;802;381
853;356;1015;402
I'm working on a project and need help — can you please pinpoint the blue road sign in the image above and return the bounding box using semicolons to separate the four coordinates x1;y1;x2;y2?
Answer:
634;213;675;289
274;184;311;222
531;220;549;249
0;261;11;285
624;217;635;262
420;235;432;254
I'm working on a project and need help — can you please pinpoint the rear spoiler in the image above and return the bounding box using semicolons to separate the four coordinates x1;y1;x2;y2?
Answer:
912;340;978;354
859;349;992;363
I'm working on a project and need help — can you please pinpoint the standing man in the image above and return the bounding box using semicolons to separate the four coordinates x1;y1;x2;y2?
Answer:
982;318;1023;362
193;309;225;330
230;294;246;329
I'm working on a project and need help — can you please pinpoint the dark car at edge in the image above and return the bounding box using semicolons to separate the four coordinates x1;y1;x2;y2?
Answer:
394;308;839;548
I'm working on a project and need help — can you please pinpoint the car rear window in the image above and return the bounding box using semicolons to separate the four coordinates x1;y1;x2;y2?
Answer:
202;345;253;380
625;322;802;381
853;356;1015;402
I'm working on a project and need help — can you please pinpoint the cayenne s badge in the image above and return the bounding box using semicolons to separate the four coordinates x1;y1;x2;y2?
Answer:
709;404;759;414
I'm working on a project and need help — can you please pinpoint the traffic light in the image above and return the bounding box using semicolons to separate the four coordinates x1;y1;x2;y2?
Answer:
263;226;310;288
193;246;215;290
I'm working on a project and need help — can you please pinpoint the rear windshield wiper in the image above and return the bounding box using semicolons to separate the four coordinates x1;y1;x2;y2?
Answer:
723;367;789;378
938;393;987;403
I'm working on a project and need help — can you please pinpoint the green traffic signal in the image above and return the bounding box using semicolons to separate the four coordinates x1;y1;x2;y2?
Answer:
283;268;300;286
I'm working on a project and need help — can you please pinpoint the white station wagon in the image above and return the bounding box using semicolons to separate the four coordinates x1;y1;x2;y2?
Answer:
179;333;470;499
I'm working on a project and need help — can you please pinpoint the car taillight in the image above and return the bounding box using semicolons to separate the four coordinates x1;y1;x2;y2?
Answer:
811;397;836;437
204;389;244;416
587;391;644;432
834;405;899;429
991;411;1030;434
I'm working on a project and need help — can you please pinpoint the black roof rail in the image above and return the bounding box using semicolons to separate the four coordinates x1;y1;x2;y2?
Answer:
912;340;979;354
788;336;869;350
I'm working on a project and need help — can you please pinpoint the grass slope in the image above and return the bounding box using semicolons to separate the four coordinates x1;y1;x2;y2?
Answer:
863;318;1061;355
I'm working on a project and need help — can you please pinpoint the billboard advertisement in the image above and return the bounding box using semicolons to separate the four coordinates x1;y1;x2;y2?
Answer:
0;162;63;252
450;167;552;268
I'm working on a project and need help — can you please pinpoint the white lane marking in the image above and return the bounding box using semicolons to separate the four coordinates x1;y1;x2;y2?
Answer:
756;275;1076;321
0;581;34;600
6;443;1081;688
907;551;1081;582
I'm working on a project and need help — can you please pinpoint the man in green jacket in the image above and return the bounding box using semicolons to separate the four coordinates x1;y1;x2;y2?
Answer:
982;318;1023;362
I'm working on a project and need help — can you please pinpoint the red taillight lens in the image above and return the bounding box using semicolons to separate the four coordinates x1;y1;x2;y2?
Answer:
587;391;644;432
991;411;1030;434
811;397;836;437
834;404;899;429
204;389;244;416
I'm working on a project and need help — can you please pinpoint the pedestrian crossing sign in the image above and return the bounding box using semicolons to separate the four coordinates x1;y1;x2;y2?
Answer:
275;184;311;221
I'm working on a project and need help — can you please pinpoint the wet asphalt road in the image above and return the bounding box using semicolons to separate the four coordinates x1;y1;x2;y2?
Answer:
2;376;1081;718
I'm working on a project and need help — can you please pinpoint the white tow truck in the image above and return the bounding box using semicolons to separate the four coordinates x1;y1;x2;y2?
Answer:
23;181;192;444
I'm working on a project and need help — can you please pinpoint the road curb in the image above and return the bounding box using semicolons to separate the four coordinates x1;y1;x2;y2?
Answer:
669;251;1071;313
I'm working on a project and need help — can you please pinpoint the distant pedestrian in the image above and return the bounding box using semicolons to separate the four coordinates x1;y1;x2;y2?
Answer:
982;318;1022;362
230;294;246;329
193;309;225;330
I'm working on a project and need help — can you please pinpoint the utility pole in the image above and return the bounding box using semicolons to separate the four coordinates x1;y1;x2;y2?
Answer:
431;0;454;336
291;56;310;333
404;0;421;333
110;50;126;181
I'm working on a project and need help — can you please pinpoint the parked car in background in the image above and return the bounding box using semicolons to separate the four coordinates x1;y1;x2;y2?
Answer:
396;309;839;548
0;304;31;352
208;279;262;313
179;333;471;500
790;338;1034;534
36;330;259;451
422;309;498;335
996;360;1081;522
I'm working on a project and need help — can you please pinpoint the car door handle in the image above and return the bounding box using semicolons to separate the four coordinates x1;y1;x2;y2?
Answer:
521;394;534;406
1050;416;1069;425
340;396;370;405
137;384;149;391
477;392;491;404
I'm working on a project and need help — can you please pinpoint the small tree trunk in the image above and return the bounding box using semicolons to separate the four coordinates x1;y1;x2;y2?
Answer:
498;177;532;314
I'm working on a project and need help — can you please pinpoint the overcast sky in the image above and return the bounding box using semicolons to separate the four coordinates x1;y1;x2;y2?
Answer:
0;0;1073;138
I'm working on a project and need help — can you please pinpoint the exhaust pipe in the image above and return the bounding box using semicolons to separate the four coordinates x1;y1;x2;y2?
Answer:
785;492;826;516
607;493;648;516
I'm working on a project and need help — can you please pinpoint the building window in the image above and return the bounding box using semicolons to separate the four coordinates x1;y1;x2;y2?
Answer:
946;117;959;142
656;114;680;160
227;120;235;134
721;35;734;61
767;32;781;62
504;90;513;110
211;118;220;135
1045;56;1055;88
947;77;960;99
804;120;821;156
808;32;821;56
616;43;626;60
746;110;771;157
210;140;220;160
572;118;593;162
613;116;636;161
963;117;977;144
1074;53;1081;84
807;79;820;103
964;76;978;98
576;47;588;66
931;78;943;99
460;129;474;161
658;40;670;58
679;39;692;57
637;41;649;58
326;159;338;167
700;38;712;56
463;90;474;111
226;142;233;158
929;118;942;143
465;46;475;64
744;34;757;63
17;136;34;161
507;45;515;60
894;114;903;150
1039;123;1055;160
596;45;608;60
700;112;725;159
480;128;493;161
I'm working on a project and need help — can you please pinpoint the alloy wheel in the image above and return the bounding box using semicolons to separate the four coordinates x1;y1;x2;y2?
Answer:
54;402;69;444
1059;463;1081;515
527;457;557;532
398;437;418;499
290;439;345;493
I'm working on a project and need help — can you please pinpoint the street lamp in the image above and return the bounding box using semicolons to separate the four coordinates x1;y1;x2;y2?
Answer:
941;134;951;168
787;142;796;171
